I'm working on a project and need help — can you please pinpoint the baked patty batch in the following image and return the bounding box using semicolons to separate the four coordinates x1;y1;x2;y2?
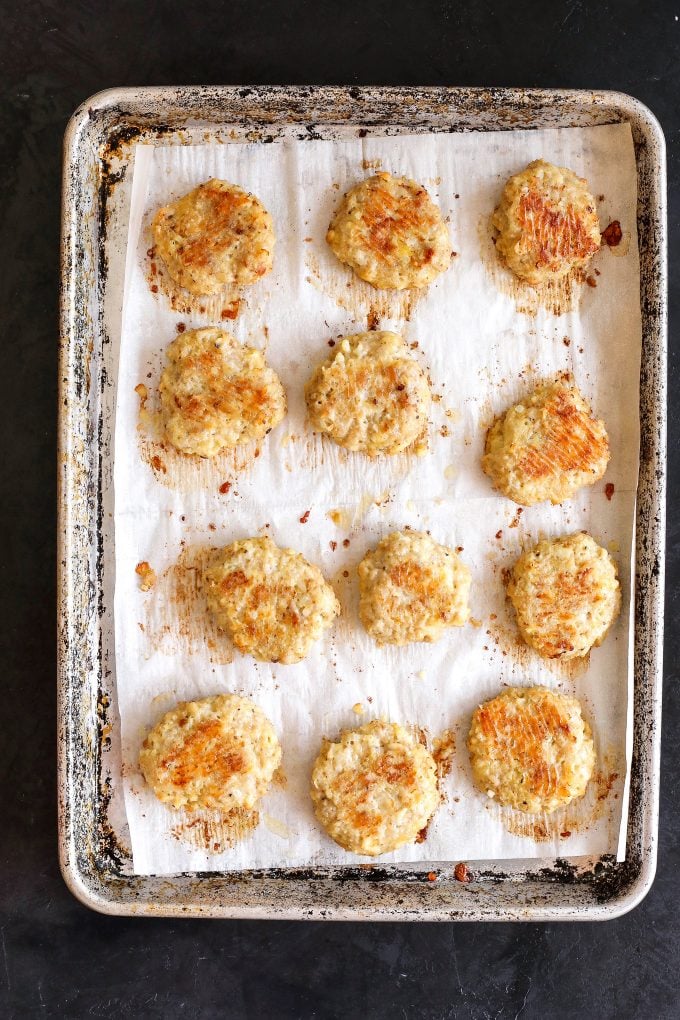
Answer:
137;159;622;855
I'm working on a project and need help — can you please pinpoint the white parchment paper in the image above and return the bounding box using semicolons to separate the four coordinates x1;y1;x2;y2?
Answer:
114;124;640;875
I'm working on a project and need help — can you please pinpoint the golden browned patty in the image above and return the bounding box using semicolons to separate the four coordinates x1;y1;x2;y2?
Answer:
159;327;286;458
482;375;610;505
152;178;275;296
326;172;452;289
139;694;281;812
310;720;440;855
204;536;340;664
467;686;595;814
358;530;471;645
304;331;431;456
507;533;621;660
492;160;601;285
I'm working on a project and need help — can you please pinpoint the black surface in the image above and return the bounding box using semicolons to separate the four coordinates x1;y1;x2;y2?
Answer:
1;1;678;1017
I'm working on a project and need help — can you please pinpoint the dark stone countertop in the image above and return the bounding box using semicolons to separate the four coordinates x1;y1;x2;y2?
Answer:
1;1;678;1017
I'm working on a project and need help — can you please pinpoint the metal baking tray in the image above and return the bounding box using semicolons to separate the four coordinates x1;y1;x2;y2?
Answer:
58;86;666;920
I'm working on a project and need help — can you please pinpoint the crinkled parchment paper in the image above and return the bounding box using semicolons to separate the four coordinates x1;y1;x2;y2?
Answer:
114;124;640;874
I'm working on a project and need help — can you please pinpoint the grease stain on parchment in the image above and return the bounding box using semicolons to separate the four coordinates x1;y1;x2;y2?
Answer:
498;748;622;843
142;543;234;663
484;544;591;682
415;727;457;845
171;807;259;853
485;603;591;682
144;219;243;321
136;383;268;493
478;213;589;317
432;729;457;784
304;248;425;325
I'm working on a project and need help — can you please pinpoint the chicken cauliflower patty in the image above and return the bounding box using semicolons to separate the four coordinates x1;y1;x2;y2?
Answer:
139;694;281;812
305;331;431;456
358;530;471;646
310;720;440;855
467;686;595;814
492;159;600;285
204;536;340;664
482;376;610;506
508;533;621;660
152;178;275;296
326;172;452;290
159;327;286;458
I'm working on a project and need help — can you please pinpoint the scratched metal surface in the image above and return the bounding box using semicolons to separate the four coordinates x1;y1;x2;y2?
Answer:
57;86;666;920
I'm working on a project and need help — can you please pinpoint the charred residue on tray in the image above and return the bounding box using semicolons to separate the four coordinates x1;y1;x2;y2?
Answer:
81;95;652;909
98;119;175;288
96;686;131;872
142;543;233;663
97;773;131;872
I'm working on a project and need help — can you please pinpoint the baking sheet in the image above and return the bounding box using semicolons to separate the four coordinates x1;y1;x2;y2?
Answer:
114;123;641;875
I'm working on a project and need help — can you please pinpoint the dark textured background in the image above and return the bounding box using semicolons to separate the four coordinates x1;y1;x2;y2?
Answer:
1;1;678;1017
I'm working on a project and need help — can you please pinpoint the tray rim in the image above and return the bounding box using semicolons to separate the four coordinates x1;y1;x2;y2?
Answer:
58;84;667;921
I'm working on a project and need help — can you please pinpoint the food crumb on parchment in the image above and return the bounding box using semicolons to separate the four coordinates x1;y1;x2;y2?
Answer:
135;561;156;591
602;220;623;247
352;702;365;716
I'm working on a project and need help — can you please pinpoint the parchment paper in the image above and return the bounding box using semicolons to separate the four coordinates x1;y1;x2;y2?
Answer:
114;124;640;875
